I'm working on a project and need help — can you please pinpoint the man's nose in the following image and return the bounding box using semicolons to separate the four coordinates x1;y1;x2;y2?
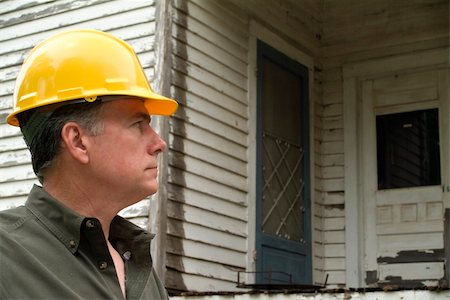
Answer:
148;127;167;154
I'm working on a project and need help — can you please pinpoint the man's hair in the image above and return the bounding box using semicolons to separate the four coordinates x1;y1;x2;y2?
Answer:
17;101;104;183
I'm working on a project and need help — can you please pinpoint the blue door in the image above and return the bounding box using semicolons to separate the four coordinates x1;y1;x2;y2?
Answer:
255;40;311;285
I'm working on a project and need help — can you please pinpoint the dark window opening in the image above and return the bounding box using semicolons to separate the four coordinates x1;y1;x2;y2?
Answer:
376;108;441;190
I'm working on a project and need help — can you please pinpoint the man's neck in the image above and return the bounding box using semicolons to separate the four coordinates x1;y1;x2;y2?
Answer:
42;174;121;239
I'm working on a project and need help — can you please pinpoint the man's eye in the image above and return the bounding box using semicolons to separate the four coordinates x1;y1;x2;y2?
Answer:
134;120;149;131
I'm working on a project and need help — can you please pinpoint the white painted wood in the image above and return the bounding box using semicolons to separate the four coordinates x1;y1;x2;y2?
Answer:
119;200;150;219
170;152;247;191
167;236;246;267
342;21;449;284
343;48;448;79
172;90;248;133
0;179;39;198
171;72;248;118
377;235;443;260
0;195;27;211
169;136;247;177
245;33;258;285
0;164;35;182
323;231;345;244
360;80;379;280
170;120;247;159
376;186;442;205
166;253;239;282
0;149;31;167
166;269;240;293
323;217;345;231
167;201;246;237
357;65;447;287
0;136;26;152
439;69;450;208
168;170;247;203
1;1;154;42
171;26;247;87
167;219;246;252
379;262;444;281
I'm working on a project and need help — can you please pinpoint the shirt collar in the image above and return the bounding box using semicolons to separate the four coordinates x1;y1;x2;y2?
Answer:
25;185;155;255
25;185;85;254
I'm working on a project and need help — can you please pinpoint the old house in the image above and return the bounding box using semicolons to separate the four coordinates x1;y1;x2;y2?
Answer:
0;0;448;298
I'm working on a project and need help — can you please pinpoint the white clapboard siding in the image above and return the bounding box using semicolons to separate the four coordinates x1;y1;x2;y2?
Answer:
166;268;238;292
167;218;246;253
168;186;246;221
167;236;246;270
0;0;158;224
166;0;250;292
166;253;240;283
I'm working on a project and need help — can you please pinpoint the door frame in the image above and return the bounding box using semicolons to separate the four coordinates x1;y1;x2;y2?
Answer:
343;47;449;288
247;20;316;285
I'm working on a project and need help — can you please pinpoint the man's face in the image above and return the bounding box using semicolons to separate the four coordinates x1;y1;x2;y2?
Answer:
86;98;166;204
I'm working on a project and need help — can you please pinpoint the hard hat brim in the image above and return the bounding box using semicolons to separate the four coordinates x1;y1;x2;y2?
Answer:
6;93;178;127
143;94;179;116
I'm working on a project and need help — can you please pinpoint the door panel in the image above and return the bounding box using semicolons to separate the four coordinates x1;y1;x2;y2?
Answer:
256;40;311;285
361;68;448;287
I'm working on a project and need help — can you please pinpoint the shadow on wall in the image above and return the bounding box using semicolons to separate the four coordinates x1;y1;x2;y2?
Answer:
164;0;189;295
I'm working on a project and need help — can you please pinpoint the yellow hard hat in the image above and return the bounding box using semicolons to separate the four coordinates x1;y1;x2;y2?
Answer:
7;29;178;126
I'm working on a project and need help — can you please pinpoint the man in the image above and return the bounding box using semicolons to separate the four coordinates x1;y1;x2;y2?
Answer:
0;29;178;299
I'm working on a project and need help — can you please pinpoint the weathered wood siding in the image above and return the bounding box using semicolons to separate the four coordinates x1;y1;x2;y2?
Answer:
167;0;323;292
166;0;249;292
0;0;159;225
322;0;449;287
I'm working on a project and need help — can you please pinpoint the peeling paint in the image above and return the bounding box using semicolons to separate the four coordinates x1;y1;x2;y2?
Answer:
365;270;378;285
0;0;109;27
323;203;344;210
378;249;445;264
162;0;187;293
444;209;449;287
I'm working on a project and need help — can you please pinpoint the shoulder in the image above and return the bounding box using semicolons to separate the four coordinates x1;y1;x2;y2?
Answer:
0;206;29;232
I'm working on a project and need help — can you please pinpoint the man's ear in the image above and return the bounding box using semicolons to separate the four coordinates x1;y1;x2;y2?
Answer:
60;122;90;164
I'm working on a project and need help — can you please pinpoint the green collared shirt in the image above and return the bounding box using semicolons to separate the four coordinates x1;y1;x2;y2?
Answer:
0;185;168;300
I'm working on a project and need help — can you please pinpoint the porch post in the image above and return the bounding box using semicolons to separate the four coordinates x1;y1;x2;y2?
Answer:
343;74;363;288
149;0;173;282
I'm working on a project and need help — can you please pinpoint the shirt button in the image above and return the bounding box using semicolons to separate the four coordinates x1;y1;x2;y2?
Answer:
69;240;76;248
86;220;95;228
98;261;108;270
122;251;132;261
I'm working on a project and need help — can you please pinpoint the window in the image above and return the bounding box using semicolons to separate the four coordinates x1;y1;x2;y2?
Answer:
376;108;441;190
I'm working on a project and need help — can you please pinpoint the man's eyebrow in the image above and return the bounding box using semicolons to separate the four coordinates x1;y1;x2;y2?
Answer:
133;112;151;123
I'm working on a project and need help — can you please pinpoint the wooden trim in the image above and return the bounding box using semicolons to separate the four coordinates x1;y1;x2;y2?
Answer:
343;47;448;79
248;19;316;284
150;0;173;283
249;20;314;70
246;34;258;284
445;209;450;287
441;69;450;288
343;77;362;288
361;80;379;285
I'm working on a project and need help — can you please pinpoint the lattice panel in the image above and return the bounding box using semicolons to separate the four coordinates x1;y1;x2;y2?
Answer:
261;132;305;242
